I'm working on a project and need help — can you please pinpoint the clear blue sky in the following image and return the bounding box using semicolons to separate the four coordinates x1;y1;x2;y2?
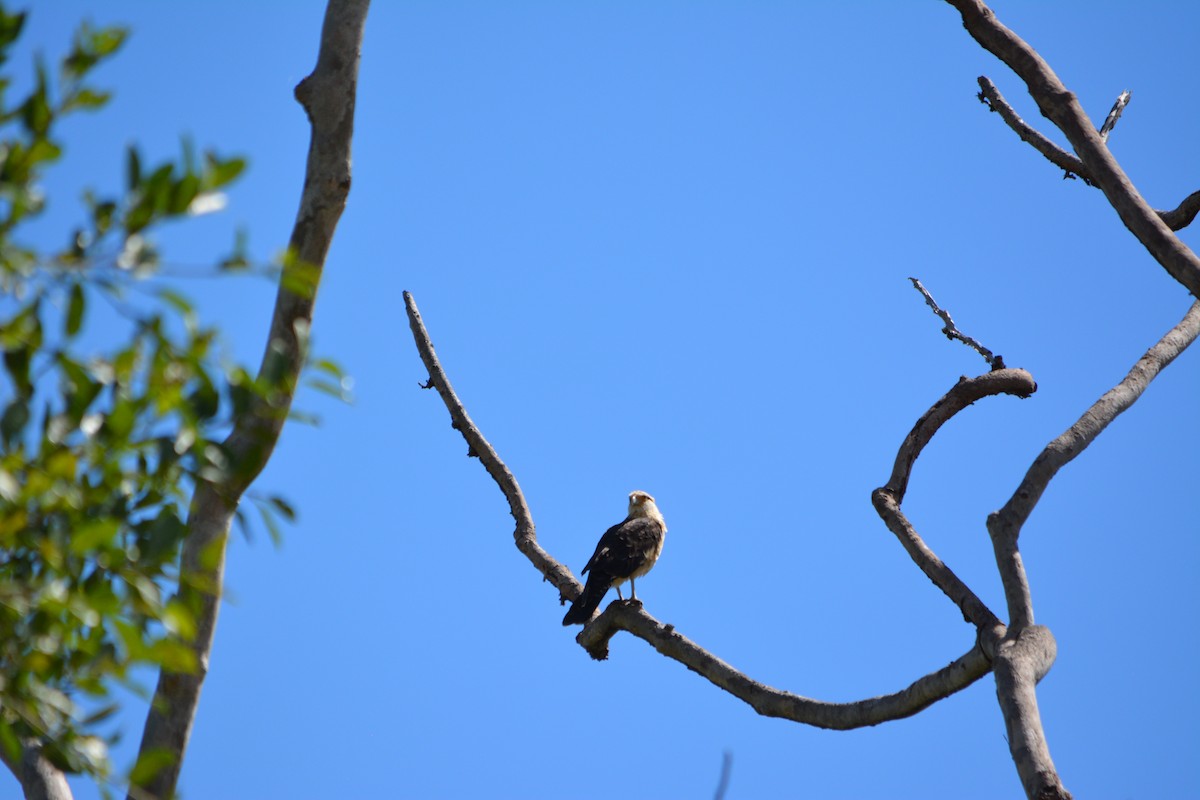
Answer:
10;2;1200;798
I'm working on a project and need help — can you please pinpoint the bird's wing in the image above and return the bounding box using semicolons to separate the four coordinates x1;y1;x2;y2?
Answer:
581;517;663;580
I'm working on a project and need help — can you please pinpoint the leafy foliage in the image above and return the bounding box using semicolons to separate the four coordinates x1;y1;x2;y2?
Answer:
0;6;309;783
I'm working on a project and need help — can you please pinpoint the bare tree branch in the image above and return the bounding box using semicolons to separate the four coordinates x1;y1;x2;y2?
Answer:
405;291;993;728
977;77;1200;231
2;740;73;800
402;291;577;597
882;368;1036;503
992;626;1069;800
1097;89;1131;142
990;299;1200;550
577;603;992;728
127;2;369;798
976;77;1089;183
909;278;1006;369
947;0;1200;298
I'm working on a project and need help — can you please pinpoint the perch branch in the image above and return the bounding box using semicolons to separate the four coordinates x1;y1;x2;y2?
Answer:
909;278;1005;369
128;3;369;798
405;292;991;727
977;78;1200;231
577;603;993;728
947;0;1200;298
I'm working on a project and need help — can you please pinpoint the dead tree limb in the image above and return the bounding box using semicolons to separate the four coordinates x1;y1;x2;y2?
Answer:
404;291;997;726
127;3;369;798
947;0;1200;297
977;77;1200;231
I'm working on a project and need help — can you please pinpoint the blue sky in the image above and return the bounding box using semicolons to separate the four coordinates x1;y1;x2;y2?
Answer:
9;2;1200;798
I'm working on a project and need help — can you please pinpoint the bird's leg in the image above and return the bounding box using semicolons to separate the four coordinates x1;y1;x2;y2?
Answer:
629;578;638;602
615;584;624;601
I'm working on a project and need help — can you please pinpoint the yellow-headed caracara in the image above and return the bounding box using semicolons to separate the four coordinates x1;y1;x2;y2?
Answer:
562;490;666;626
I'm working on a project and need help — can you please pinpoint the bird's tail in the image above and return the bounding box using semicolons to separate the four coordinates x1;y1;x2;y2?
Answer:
562;577;610;626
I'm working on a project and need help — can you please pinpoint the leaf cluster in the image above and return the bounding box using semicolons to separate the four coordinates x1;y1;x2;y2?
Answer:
0;7;270;784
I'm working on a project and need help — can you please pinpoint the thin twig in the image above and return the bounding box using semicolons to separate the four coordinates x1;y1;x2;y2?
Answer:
977;78;1199;231
1098;90;1131;142
712;751;733;800
403;291;577;596
909;278;1005;369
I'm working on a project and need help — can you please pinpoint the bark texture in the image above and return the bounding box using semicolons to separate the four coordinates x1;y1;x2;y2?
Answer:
126;2;369;798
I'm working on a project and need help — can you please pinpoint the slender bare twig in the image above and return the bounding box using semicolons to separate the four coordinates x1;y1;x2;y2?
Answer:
909;278;1006;369
713;751;733;800
128;3;369;798
403;291;577;596
1098;89;1131;142
976;78;1200;231
404;290;993;726
977;77;1089;183
947;0;1200;298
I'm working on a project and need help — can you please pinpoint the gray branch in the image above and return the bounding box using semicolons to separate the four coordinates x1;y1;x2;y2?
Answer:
126;2;369;798
949;0;1200;298
909;278;1005;369
404;291;993;729
3;739;73;800
990;299;1200;553
1098;89;1131;142
977;78;1200;231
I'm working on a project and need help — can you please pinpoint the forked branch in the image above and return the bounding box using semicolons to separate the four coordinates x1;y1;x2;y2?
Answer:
947;0;1200;296
403;290;991;728
977;77;1200;231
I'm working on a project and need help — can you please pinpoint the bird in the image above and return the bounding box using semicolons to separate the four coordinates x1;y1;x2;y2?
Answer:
562;490;667;626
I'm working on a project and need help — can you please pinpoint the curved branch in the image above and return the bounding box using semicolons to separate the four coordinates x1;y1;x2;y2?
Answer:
991;300;1200;546
948;0;1200;298
577;603;993;729
883;369;1037;503
128;3;369;798
977;77;1200;231
404;291;991;728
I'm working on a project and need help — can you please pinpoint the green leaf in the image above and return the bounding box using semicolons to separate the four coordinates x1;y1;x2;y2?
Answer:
141;507;185;564
0;9;27;55
62;86;111;112
3;345;32;397
70;519;120;554
125;145;141;192
255;500;284;548
0;398;29;446
66;282;85;336
129;747;176;787
203;152;246;189
80;703;119;727
267;495;296;522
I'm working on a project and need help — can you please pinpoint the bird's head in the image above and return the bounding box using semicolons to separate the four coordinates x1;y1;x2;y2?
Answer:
627;490;666;529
